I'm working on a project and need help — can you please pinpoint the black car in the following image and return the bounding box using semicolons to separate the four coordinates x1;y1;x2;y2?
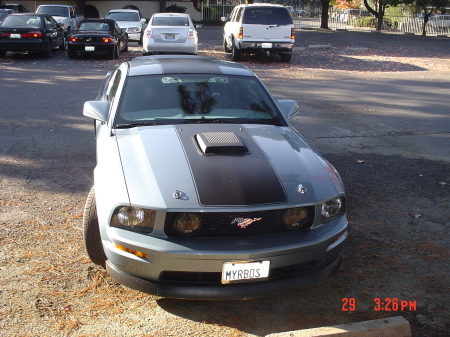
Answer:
0;4;28;13
68;19;128;59
0;13;65;57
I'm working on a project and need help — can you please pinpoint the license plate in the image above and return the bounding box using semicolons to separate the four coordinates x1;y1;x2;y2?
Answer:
262;43;273;48
165;34;175;40
221;261;270;284
85;46;95;51
10;34;21;39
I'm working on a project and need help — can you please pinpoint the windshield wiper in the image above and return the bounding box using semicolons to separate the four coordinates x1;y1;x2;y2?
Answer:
114;122;161;129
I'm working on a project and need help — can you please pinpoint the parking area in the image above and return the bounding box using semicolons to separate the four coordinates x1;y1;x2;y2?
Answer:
0;27;449;336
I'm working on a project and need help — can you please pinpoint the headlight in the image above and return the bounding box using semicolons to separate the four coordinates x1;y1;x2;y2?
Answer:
321;197;345;222
110;206;156;232
174;213;202;236
127;27;140;33
283;207;309;230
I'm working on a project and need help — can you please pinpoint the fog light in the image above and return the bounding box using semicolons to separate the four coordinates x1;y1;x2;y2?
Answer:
174;214;202;236
321;197;344;222
283;207;308;229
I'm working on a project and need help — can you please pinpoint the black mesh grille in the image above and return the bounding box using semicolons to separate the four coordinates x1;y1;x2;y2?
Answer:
159;261;317;285
164;207;314;237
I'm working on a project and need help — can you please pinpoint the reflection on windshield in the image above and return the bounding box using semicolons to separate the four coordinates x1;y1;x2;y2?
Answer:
115;74;280;126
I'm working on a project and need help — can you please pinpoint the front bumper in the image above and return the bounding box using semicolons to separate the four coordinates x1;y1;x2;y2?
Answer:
238;41;294;53
127;32;141;42
103;216;348;300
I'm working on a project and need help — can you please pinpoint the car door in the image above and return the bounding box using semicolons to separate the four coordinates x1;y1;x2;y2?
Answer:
44;15;60;48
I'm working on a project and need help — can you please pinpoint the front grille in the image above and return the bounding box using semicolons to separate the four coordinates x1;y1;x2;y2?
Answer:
164;207;314;237
159;261;317;285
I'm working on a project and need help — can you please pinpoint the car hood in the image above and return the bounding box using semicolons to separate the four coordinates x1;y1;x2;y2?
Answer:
53;16;69;24
115;124;343;210
114;21;141;29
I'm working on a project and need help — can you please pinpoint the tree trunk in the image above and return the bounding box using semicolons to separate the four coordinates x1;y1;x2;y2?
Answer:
320;0;330;29
160;0;166;13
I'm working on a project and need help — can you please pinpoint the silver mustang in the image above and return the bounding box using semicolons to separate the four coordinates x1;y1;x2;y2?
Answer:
82;55;348;300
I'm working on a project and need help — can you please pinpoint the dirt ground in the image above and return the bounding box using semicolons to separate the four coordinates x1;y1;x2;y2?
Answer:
0;29;449;336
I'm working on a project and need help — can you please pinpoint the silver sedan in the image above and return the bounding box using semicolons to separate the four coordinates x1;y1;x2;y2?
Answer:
142;13;198;55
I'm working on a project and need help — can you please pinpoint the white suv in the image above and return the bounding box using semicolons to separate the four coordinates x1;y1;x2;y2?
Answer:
105;9;146;43
222;4;295;62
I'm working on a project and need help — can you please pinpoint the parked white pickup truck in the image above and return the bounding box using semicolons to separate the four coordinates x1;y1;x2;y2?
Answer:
36;4;83;36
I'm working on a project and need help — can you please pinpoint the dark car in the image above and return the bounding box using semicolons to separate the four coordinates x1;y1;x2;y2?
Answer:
0;4;28;13
68;19;128;59
0;13;65;58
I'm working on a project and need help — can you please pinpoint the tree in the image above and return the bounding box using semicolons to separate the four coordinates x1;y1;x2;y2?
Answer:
414;0;448;35
160;0;167;13
363;0;406;31
319;0;331;28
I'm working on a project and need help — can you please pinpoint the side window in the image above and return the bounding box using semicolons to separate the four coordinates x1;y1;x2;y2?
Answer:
115;23;121;34
230;8;237;22
45;16;57;29
235;8;244;22
106;69;122;103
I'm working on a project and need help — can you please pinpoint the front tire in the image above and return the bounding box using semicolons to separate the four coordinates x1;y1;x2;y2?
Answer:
59;35;67;50
41;42;52;58
223;36;231;53
0;50;6;58
82;186;107;267
67;49;76;59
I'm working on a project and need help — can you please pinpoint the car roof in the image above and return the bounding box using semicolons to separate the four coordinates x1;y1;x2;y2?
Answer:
107;9;139;13
80;18;115;24
237;3;286;8
37;4;71;7
152;13;190;17
127;55;254;77
8;13;47;16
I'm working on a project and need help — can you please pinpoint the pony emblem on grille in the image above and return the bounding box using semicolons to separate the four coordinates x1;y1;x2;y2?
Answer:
231;217;262;229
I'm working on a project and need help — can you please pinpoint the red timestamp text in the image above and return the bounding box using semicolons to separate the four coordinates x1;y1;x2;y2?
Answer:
342;298;417;312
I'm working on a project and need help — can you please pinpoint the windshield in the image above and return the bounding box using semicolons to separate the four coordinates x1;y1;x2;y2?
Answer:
152;16;189;26
242;7;293;25
0;12;9;20
114;74;282;126
79;21;111;31
106;12;139;22
1;15;42;28
37;6;69;17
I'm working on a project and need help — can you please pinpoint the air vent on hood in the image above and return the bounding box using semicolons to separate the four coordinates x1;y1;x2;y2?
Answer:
195;132;248;154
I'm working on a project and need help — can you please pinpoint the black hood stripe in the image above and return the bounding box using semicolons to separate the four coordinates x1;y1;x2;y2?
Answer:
176;124;287;206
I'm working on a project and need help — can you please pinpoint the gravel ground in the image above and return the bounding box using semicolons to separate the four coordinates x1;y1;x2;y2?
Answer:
0;28;449;336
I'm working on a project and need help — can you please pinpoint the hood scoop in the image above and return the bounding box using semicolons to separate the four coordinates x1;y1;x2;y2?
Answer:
195;131;248;155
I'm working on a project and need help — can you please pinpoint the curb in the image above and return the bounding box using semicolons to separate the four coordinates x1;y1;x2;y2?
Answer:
265;316;411;337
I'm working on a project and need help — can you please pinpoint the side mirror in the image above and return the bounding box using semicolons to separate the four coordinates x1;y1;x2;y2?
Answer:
121;28;126;33
220;16;230;22
140;18;146;24
83;101;109;122
277;99;299;120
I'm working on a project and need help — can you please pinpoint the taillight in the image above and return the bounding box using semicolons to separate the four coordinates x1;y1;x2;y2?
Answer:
21;31;42;38
103;37;113;43
146;30;153;39
69;37;78;42
0;33;10;38
237;27;243;39
186;29;195;39
291;28;296;40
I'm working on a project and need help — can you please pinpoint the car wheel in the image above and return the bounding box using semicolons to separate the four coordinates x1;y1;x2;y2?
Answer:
0;50;5;58
59;35;67;50
83;186;107;267
67;49;76;59
280;52;292;62
42;42;52;57
223;37;231;53
231;40;241;61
